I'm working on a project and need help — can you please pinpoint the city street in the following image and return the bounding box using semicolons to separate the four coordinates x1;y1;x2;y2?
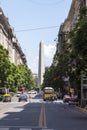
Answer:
0;94;87;130
0;1;87;130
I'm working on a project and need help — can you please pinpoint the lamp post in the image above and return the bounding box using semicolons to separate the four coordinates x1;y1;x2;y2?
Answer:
81;75;83;107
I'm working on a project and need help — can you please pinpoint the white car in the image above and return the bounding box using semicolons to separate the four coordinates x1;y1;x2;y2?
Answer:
16;91;21;97
18;93;28;102
28;90;37;95
28;90;37;98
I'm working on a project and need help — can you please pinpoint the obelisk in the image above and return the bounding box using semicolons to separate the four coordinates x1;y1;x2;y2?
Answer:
38;41;45;91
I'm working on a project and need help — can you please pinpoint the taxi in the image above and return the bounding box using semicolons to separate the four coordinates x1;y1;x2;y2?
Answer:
3;93;11;102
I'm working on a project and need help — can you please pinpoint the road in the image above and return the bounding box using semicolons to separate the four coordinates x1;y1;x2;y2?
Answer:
0;94;87;130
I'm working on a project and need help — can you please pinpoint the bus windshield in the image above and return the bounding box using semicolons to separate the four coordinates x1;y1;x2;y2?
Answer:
44;87;54;94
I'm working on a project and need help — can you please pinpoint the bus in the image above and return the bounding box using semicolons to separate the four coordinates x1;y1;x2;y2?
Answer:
43;87;57;101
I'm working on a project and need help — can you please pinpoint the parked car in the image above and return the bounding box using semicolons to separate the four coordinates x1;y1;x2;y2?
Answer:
10;92;14;96
69;97;79;105
28;90;37;98
3;94;11;102
28;90;37;95
18;93;28;102
16;91;21;97
63;95;71;103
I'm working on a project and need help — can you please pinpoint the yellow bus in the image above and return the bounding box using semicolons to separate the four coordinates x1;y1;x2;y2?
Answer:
43;87;57;101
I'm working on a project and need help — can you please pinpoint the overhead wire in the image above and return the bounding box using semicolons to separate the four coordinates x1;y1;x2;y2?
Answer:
16;25;59;32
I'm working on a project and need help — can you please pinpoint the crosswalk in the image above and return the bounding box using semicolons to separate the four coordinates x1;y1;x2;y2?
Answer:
0;127;54;130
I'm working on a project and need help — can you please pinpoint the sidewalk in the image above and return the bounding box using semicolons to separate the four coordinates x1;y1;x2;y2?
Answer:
76;106;87;113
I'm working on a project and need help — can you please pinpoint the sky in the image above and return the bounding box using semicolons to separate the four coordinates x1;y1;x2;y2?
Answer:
0;0;72;74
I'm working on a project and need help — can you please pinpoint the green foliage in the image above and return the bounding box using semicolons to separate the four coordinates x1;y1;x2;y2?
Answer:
0;45;11;87
43;66;55;88
42;65;64;91
69;7;87;86
12;64;36;91
0;44;36;91
43;7;87;92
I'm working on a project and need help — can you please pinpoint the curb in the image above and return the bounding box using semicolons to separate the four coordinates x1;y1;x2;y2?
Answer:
76;106;87;113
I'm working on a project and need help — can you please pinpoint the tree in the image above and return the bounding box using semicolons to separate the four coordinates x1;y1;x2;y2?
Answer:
0;44;36;91
0;45;11;87
15;65;35;90
43;7;87;93
69;7;87;88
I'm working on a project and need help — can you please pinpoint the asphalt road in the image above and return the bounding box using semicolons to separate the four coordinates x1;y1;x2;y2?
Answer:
0;94;87;130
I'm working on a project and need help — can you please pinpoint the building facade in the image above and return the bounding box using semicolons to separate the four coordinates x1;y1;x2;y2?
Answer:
53;0;87;66
0;7;27;66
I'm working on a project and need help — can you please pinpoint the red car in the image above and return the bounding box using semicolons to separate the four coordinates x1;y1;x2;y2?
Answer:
69;97;79;105
63;95;71;103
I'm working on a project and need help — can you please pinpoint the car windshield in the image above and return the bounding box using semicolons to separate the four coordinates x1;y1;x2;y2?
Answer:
20;94;27;97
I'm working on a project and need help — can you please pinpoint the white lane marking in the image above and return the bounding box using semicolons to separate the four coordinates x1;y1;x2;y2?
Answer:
0;129;32;130
2;118;20;120
0;128;9;130
20;128;32;130
0;127;54;130
42;129;54;130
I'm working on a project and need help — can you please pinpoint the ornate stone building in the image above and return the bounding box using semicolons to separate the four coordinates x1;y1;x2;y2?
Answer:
0;7;27;66
53;0;87;66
